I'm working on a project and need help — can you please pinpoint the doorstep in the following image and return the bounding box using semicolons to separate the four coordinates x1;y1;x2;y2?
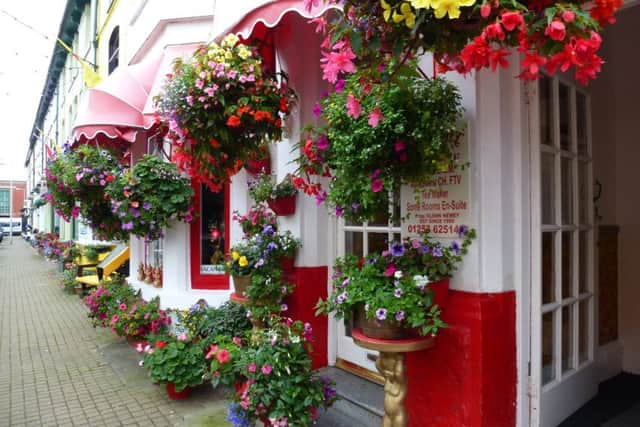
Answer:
316;367;384;427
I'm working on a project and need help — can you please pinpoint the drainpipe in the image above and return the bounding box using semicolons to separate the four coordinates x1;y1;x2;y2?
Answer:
93;0;99;70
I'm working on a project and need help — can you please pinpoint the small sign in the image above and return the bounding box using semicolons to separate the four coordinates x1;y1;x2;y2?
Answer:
201;264;225;275
401;129;471;239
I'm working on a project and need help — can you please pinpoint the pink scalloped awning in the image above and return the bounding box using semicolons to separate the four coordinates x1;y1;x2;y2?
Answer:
220;0;340;41
72;43;200;145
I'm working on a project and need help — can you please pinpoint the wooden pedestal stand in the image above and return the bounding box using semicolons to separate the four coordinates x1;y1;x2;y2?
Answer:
352;328;435;427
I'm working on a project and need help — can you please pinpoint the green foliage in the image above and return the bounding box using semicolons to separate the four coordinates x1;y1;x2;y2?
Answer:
296;70;465;222
316;229;476;336
105;155;195;241
231;320;336;426
142;333;208;392
248;172;298;203
176;301;252;340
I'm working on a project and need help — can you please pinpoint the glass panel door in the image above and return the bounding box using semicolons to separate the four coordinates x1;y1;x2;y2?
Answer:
535;76;596;426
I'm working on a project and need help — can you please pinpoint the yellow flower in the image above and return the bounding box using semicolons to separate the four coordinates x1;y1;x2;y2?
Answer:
232;251;240;261
238;256;248;267
221;33;240;48
381;0;393;21
410;0;433;8
431;0;476;19
392;2;416;28
237;45;251;60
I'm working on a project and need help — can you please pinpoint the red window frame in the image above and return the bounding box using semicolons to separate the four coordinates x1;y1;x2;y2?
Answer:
190;182;230;290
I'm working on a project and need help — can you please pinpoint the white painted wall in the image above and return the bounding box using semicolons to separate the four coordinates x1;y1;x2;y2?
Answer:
591;5;640;374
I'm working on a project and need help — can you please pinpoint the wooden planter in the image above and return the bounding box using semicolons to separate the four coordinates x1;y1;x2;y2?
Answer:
267;195;296;216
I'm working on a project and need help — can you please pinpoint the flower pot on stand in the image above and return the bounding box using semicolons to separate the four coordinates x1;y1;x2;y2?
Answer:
165;383;191;400
355;306;419;340
267;195;296;216
245;158;271;175
232;275;251;297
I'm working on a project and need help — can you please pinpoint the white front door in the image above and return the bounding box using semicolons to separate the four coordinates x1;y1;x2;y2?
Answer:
530;76;598;427
334;201;402;375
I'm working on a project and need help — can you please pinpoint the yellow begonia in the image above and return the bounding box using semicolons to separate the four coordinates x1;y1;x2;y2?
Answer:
431;0;476;19
381;0;393;21
410;0;433;9
232;251;240;261
237;45;251;60
221;33;239;48
238;256;248;267
392;2;416;28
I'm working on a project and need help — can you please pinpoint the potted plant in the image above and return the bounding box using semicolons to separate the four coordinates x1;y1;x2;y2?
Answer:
176;300;252;341
229;320;337;426
205;335;243;389
316;228;476;339
249;173;299;216
232;204;277;237
225;241;258;297
105;155;195;241
140;332;208;399
110;296;171;343
155;33;297;192
84;277;138;328
274;231;301;273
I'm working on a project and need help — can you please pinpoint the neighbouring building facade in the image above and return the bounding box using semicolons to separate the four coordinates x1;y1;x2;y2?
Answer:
24;1;640;426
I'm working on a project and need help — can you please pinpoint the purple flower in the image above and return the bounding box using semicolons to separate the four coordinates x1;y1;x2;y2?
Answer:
262;225;275;236
366;257;377;265
334;79;346;92
394;288;403;298
432;246;444;257
375;308;387;321
351;202;360;212
313;103;322;118
450;241;461;255
255;258;265;268
336;291;348;304
371;178;383;193
267;242;278;251
316;191;327;206
419;245;430;255
280;304;288;312
335;206;344;217
316;136;329;150
143;202;152;211
458;225;469;237
395;311;405;322
390;243;405;257
122;222;134;230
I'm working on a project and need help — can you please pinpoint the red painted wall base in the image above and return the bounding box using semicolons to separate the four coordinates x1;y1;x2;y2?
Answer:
405;290;516;427
285;266;329;370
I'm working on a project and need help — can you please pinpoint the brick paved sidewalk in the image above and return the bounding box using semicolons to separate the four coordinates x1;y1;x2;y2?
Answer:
0;240;229;427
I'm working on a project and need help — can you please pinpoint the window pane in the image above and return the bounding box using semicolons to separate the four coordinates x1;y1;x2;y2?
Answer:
579;300;590;364
561;157;573;225
562;231;574;299
541;152;555;225
542;311;555;385
542;232;555;304
370;199;390;226
578;161;590;225
577;92;588;155
0;189;9;215
562;305;575;373
579;230;589;294
559;83;571;151
368;233;389;255
540;77;554;146
345;231;363;257
200;186;226;274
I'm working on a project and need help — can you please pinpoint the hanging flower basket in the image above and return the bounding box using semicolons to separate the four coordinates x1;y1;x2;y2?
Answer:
267;195;296;216
155;34;297;192
166;383;192;400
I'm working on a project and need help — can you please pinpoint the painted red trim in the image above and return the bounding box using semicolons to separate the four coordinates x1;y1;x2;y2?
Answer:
190;183;230;290
405;290;516;427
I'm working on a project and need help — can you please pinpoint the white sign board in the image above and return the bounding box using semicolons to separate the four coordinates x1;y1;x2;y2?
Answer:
401;130;471;239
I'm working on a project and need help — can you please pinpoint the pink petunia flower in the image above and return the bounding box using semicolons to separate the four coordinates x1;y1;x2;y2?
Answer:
368;109;384;128
371;178;383;193
320;46;356;83
261;364;273;375
346;94;361;119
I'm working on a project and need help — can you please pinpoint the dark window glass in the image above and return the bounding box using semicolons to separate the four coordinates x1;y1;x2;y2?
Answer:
200;185;226;275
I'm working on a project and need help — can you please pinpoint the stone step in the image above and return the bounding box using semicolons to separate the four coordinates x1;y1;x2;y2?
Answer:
316;367;384;427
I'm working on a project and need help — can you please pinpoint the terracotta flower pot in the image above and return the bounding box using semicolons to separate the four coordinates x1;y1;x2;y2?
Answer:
166;383;191;400
355;306;419;340
232;275;251;297
245;158;271;175
267;195;296;216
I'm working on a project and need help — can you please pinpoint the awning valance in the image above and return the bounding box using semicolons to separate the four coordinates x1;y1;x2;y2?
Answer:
214;0;340;41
